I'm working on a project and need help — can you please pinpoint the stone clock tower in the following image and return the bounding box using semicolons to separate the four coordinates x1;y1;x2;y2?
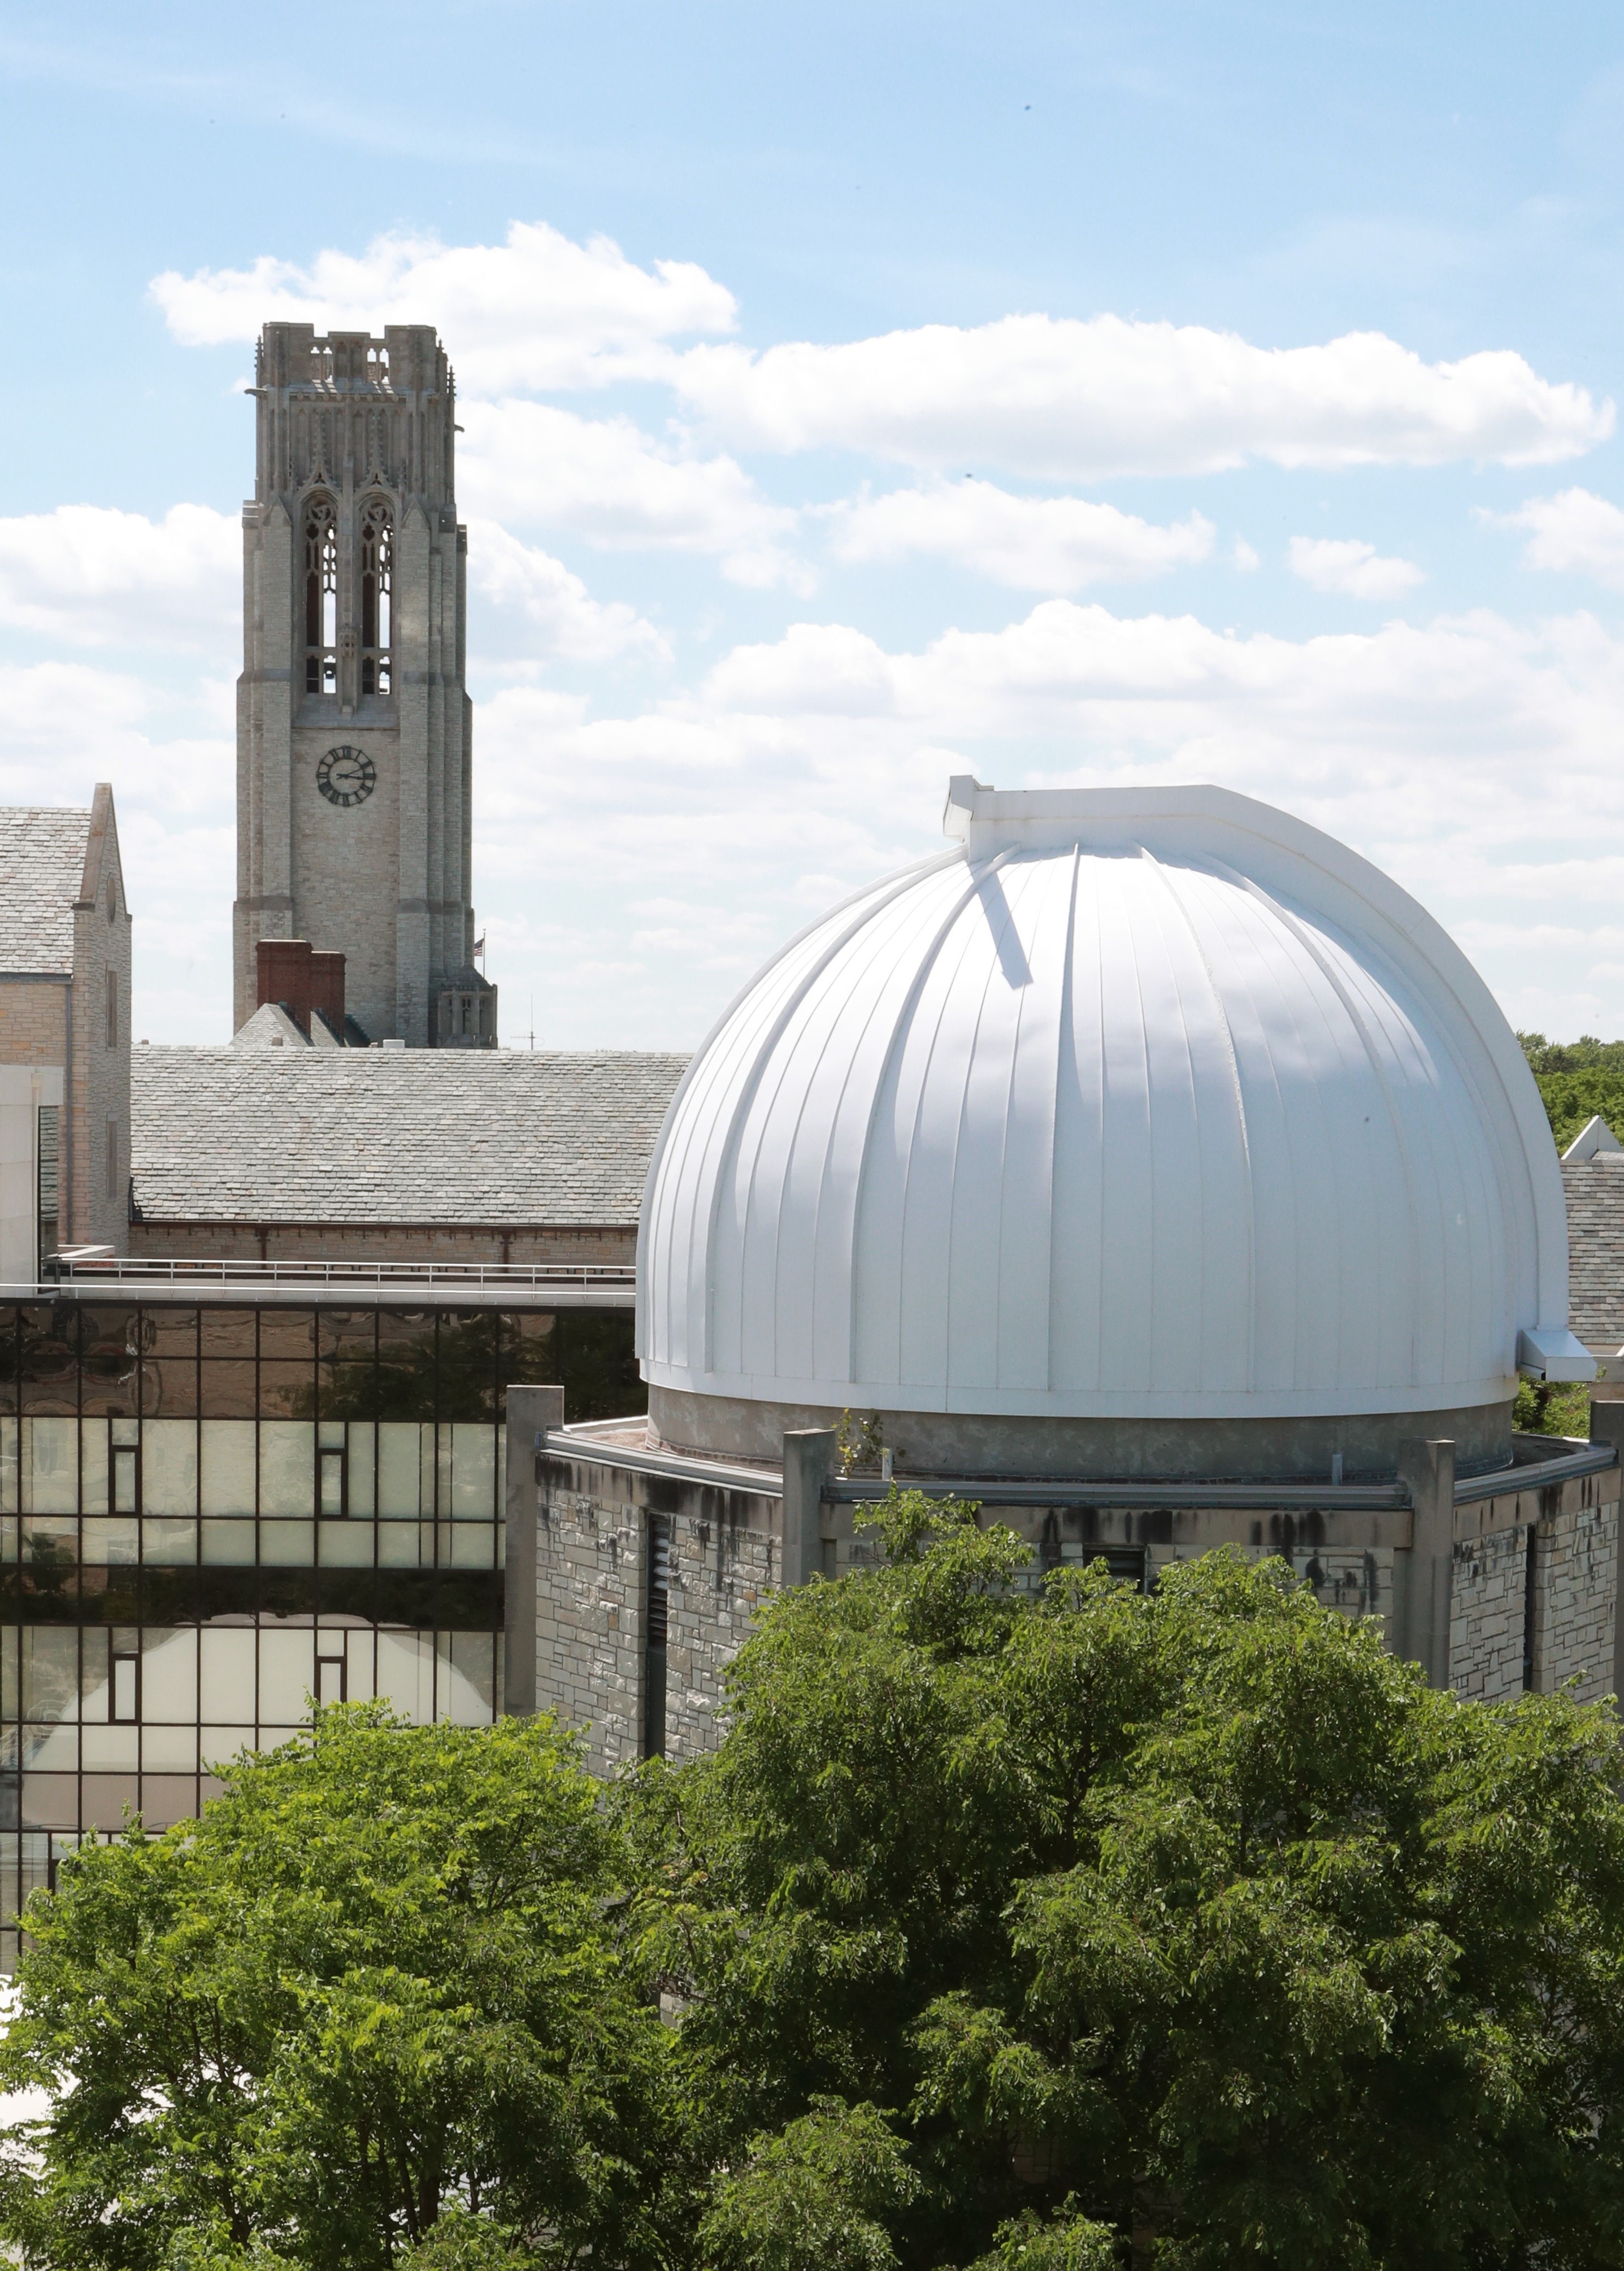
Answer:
233;322;494;1046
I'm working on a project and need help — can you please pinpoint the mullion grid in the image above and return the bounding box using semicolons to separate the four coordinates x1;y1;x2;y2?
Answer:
0;1300;511;1969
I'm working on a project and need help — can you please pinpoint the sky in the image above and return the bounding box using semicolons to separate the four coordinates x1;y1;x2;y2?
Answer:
3;0;1624;1049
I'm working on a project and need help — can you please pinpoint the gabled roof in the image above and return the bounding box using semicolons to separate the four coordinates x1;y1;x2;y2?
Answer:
0;806;92;973
131;1047;689;1227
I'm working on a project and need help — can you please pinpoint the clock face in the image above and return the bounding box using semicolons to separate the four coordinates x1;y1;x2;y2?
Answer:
316;745;377;809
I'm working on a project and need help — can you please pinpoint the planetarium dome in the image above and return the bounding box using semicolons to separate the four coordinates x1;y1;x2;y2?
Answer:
638;779;1586;1479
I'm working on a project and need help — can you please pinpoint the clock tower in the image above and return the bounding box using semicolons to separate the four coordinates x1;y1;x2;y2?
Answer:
233;323;494;1046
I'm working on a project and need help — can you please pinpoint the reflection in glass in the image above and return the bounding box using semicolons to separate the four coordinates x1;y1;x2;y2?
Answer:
260;1423;314;1516
141;1421;197;1517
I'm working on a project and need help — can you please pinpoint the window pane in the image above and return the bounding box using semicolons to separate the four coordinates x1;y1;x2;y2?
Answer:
142;1521;197;1565
141;1421;196;1517
377;1423;427;1517
82;1723;137;1770
21;1516;74;1565
142;1723;198;1770
80;1419;108;1513
257;1629;314;1722
0;1416;16;1514
82;1517;138;1565
20;1307;76;1416
346;1424;375;1517
259;1423;313;1516
319;1523;372;1568
111;1657;138;1722
497;1310;556;1414
201;1520;256;1566
199;1310;257;1361
438;1630;496;1723
142;1357;198;1419
22;1629;79;1722
259;1363;314;1421
375;1631;433;1721
436;1314;497;1421
199;1626;256;1721
198;1362;256;1419
257;1312;315;1362
376;1315;436;1421
20;1418;76;1514
112;1445;137;1514
260;1522;315;1565
319;1451;344;1516
141;1309;198;1359
200;1421;256;1516
141;1630;197;1721
448;1425;494;1519
79;1309;138;1417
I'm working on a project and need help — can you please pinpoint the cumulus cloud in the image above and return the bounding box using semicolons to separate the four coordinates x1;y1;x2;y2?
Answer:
673;314;1610;479
466;521;670;662
149;220;737;393
1493;487;1624;590
1288;535;1426;602
458;401;805;588
825;479;1213;589
0;503;238;649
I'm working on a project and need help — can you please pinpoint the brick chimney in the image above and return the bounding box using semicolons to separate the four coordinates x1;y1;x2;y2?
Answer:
257;939;346;1039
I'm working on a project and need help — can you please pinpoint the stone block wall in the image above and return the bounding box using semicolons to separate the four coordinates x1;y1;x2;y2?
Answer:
534;1475;648;1774
1449;1523;1529;1703
1530;1480;1618;1703
128;1218;636;1267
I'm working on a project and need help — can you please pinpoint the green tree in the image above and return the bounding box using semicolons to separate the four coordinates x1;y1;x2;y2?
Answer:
0;1708;685;2270
628;1497;1624;2271
1518;1029;1624;1150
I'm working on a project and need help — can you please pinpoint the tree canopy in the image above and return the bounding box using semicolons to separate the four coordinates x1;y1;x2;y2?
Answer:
1518;1029;1624;1150
5;1503;1624;2271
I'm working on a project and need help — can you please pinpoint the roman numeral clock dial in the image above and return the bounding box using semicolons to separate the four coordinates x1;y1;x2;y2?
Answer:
316;744;376;809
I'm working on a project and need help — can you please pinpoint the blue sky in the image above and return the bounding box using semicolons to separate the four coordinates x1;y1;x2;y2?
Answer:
3;0;1624;1045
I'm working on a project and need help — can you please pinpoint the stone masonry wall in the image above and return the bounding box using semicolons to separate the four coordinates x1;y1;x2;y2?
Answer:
534;1479;648;1776
1531;1482;1618;1703
663;1503;778;1759
1449;1523;1529;1703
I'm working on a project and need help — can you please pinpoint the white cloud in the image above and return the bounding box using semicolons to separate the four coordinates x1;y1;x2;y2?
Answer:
458;401;805;588
149;222;736;394
466;521;670;662
1493;487;1624;589
674;314;1610;479
825;479;1213;589
0;503;238;649
1233;538;1261;572
1288;535;1426;602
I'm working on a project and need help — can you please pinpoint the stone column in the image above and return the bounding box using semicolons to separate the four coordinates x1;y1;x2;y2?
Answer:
503;1384;564;1716
781;1428;836;1586
1395;1438;1456;1687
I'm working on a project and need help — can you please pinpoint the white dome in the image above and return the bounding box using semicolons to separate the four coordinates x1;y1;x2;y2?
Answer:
639;780;1573;1422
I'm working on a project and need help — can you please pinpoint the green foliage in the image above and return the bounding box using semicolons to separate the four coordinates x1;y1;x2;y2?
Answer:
1518;1029;1624;1150
0;1708;684;2270
699;2098;918;2271
627;1510;1624;2271
1513;1375;1591;1436
12;1511;1624;2271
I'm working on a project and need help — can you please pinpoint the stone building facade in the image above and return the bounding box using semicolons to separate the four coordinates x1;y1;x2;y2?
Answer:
0;789;132;1280
233;324;491;1047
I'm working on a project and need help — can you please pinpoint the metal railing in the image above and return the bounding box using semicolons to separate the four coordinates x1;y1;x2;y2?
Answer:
43;1253;636;1292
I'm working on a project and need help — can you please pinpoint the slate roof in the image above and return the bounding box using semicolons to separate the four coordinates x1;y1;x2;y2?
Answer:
1562;1154;1624;1351
131;1047;690;1226
0;807;90;973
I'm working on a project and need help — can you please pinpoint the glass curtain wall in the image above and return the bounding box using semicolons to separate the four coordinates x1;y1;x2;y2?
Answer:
0;1299;640;1968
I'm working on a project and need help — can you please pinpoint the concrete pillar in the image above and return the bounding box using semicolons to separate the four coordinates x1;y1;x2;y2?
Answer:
503;1384;564;1716
1395;1438;1456;1687
781;1428;836;1586
1589;1393;1624;1703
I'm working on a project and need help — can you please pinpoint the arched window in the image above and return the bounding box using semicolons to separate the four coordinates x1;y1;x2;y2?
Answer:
303;494;337;694
359;498;393;697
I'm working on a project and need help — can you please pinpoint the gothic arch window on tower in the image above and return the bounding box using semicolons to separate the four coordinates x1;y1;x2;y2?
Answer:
303;495;338;696
359;497;393;698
